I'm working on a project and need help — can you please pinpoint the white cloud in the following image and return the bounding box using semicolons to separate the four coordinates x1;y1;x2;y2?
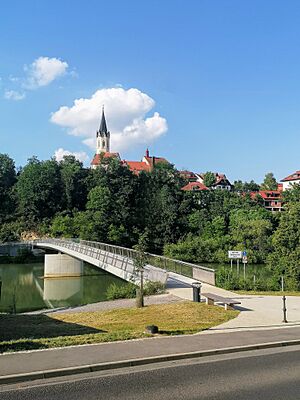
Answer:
4;90;26;101
51;87;168;152
9;75;19;82
24;56;68;89
54;148;89;163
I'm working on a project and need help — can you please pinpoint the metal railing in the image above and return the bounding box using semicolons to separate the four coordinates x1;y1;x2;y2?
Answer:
32;238;215;281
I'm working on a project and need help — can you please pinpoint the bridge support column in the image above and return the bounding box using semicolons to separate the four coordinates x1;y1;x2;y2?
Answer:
44;254;83;278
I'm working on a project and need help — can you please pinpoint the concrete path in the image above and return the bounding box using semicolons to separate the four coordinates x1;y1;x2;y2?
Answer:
166;274;300;331
0;327;299;378
26;294;183;315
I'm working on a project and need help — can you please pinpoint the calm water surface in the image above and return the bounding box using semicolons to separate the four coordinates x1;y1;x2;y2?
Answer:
0;262;125;313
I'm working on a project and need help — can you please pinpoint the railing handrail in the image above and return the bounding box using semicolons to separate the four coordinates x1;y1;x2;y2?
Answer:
32;237;215;273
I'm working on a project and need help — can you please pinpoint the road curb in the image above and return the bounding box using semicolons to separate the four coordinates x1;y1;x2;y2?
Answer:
1;339;300;385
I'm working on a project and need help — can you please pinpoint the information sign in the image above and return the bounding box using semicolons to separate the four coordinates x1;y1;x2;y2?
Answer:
228;251;242;259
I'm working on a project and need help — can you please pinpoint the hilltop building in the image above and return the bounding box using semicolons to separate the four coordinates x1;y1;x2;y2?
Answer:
281;170;300;190
180;171;232;191
179;170;198;182
196;173;232;191
91;108;169;173
250;186;283;212
123;149;169;175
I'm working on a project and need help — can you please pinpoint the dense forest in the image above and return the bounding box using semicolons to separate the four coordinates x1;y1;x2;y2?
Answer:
0;153;299;290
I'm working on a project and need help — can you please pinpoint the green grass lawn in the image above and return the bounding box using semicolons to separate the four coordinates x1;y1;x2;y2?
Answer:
0;302;238;353
234;290;300;296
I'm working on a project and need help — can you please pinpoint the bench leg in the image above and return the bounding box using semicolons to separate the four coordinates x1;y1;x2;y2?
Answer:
206;298;214;305
224;304;234;311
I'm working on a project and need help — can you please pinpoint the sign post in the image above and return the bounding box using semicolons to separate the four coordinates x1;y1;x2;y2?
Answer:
281;275;288;323
242;251;247;280
228;251;242;274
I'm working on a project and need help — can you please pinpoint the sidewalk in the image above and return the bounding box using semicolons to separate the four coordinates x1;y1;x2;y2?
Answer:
0;326;299;379
166;274;300;331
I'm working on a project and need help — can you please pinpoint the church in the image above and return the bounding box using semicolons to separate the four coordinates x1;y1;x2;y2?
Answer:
91;108;169;174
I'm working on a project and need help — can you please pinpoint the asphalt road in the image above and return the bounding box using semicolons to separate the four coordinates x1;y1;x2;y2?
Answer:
1;346;300;400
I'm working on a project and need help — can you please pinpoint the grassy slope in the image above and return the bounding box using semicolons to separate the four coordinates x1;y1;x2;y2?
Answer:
0;302;238;353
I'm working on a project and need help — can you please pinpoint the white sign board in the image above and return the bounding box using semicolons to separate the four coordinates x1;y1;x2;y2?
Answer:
228;251;242;259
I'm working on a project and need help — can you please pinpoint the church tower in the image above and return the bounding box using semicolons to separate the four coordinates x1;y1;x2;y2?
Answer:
96;106;110;154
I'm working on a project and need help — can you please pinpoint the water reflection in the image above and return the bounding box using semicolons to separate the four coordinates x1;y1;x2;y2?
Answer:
43;277;83;306
0;262;125;313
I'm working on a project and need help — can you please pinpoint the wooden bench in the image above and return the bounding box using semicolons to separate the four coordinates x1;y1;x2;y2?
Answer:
202;292;241;311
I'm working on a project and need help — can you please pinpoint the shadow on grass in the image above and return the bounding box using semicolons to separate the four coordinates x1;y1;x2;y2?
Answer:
0;314;104;342
0;340;49;353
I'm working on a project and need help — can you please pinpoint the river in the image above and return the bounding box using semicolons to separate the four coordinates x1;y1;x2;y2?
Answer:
0;262;125;313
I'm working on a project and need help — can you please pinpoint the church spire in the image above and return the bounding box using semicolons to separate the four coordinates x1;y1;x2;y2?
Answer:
99;105;108;134
96;106;110;154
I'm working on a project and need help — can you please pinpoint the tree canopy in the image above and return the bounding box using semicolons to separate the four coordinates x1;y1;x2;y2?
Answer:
1;152;299;290
261;172;278;191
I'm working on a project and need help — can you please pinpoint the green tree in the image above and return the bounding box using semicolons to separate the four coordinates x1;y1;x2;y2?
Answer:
50;215;76;238
16;157;62;224
59;155;88;212
282;183;300;203
203;171;216;188
0;154;17;222
267;202;300;290
136;163;185;252
229;209;273;263
233;180;260;192
132;241;149;308
261;172;278;191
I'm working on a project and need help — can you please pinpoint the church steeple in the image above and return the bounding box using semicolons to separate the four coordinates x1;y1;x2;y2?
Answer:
99;106;108;134
96;106;110;154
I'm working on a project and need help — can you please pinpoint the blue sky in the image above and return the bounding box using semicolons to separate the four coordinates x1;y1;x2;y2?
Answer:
1;0;300;182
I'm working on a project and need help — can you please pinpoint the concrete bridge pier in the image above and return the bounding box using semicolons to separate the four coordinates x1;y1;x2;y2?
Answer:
44;254;83;278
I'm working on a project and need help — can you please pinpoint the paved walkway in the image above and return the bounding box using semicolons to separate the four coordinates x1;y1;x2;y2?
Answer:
26;294;183;315
166;274;300;331
0;326;299;378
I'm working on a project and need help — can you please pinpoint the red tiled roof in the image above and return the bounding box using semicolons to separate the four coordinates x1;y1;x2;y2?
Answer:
143;156;169;167
181;182;209;191
281;170;300;182
91;152;120;165
250;190;282;200
124;161;151;174
180;170;197;179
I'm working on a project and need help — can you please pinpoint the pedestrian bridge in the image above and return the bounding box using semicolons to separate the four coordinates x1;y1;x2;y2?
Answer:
3;239;216;286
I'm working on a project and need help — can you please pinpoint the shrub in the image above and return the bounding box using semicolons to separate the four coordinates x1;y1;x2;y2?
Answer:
106;281;166;300
144;281;165;296
106;283;137;300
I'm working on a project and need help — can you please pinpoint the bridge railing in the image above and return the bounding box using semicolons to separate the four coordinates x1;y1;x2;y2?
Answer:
33;238;215;285
80;240;214;277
